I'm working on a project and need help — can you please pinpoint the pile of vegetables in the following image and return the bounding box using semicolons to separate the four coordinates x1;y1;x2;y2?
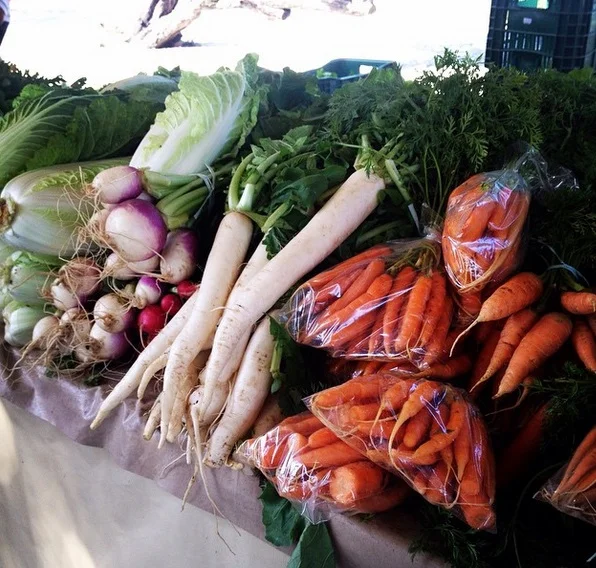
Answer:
2;49;596;567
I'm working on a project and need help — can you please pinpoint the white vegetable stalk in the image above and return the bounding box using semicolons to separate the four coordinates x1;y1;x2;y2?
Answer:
0;159;125;256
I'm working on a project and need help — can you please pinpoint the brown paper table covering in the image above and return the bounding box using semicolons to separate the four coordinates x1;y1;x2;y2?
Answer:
0;347;445;568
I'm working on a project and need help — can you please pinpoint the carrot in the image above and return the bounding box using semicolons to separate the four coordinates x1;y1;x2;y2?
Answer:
561;459;596;496
296;440;364;468
325;259;386;315
495;312;573;397
415;354;473;381
312;267;365;312
392;381;443;434
394;273;434;353
307;427;339;449
402;409;434;449
422;298;454;365
561;290;596;315
328;461;387;504
261;432;308;470
368;299;388;353
308;245;392;287
382;267;417;354
472;414;495;500
452;272;544;352
313;376;383;408
480;309;538;384
394;447;440;467
468;327;502;392
460;200;498;242
280;415;325;437
496;403;547;487
381;378;416;412
456;291;483;327
426;460;454;506
588;315;596;337
417;272;448;348
556;427;596;494
349;402;388;422
453;416;472;483
350;481;410;513
460;461;482;496
356;418;399;441
413;398;466;460
318;273;393;347
458;488;495;530
571;319;596;372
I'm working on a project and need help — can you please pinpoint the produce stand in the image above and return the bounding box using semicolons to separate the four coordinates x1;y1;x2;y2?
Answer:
0;346;445;568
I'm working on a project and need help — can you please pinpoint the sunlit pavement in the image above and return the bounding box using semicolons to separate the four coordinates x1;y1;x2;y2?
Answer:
0;0;491;87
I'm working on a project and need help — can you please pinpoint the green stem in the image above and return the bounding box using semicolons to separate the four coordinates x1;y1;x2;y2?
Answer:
228;153;254;211
236;152;282;211
355;221;403;248
156;178;206;209
143;170;198;188
161;187;209;218
385;159;421;234
261;202;291;233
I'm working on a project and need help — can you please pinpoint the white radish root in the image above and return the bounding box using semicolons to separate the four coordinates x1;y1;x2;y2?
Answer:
204;314;276;468
159;212;253;447
89;292;197;430
143;394;162;441
199;169;385;421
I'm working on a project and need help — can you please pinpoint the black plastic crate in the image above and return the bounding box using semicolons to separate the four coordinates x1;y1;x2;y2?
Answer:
485;0;596;72
305;59;397;94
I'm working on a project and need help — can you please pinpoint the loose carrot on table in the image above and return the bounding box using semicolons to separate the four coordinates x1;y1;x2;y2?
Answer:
561;290;596;315
480;308;538;384
394;273;434;353
452;272;544;352
328;461;387;504
495;312;573;397
382;267;417;354
468;327;502;393
571;319;596;372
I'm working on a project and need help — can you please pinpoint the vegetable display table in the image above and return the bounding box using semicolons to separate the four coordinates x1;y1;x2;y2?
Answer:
0;347;445;568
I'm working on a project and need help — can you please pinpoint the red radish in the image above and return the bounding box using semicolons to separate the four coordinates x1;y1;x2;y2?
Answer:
161;294;182;317
138;305;167;336
175;280;198;299
105;199;168;262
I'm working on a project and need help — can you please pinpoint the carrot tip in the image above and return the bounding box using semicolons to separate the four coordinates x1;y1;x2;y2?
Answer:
450;319;477;357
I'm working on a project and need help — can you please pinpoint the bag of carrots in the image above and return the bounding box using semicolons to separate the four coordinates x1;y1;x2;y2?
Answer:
238;411;411;522
536;426;596;526
441;159;534;297
306;373;497;531
278;237;458;368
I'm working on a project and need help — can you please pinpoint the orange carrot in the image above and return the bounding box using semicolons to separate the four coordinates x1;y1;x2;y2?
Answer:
321;273;393;347
452;272;544;350
296;440;364;468
312;267;365;313
308;245;392;287
413;398;465;460
356;418;399;441
394;273;434;353
456;291;483;327
571;319;596;372
588;315;596;337
313;376;384;408
480;308;538;384
458;488;495;530
392;381;443;434
422;298;454;365
561;290;596;315
328;461;387;504
453;416;472;482
556;450;596;496
279;415;325;437
382;267;417;354
349;402;387;422
468;327;502;393
381;378;416;412
496;403;547;487
495;312;573;397
460;200;498;242
425;459;454;506
394;447;440;467
556;427;596;494
417;272;448;348
402;409;434;449
368;299;388;353
350;481;410;513
307;427;339;449
472;414;495;500
325;259;386;315
415;354;473;381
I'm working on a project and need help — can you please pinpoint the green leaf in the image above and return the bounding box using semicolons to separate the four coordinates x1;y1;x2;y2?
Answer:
287;522;335;568
259;482;306;547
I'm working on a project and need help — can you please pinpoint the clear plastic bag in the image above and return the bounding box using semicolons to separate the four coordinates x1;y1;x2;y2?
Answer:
237;411;411;523
279;237;458;368
306;373;497;531
441;168;531;295
535;426;596;527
